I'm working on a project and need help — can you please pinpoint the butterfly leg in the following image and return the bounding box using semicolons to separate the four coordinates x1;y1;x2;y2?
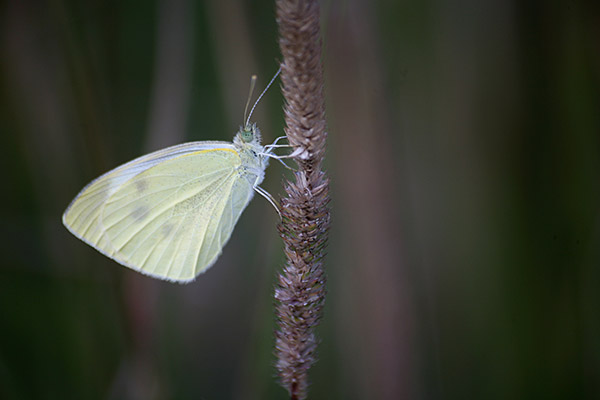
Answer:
264;144;294;150
273;157;295;170
266;135;289;147
253;184;282;218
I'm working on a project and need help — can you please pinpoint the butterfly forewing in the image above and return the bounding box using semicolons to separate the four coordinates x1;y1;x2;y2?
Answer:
63;142;257;282
63;141;232;244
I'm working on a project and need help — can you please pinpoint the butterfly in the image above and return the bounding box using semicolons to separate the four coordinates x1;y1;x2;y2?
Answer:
63;69;289;282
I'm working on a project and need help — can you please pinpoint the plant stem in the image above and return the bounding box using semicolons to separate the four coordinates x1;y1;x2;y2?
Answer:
274;0;330;399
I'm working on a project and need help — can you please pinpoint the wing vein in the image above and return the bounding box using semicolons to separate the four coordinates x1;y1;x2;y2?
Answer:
102;170;226;239
190;172;237;275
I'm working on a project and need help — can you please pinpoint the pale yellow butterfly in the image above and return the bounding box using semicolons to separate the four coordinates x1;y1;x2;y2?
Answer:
63;70;288;282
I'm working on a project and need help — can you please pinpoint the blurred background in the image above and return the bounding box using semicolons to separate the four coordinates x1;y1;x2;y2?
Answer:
1;0;599;399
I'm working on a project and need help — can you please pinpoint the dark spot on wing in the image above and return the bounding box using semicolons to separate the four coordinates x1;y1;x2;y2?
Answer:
161;223;174;236
131;205;149;221
135;179;148;193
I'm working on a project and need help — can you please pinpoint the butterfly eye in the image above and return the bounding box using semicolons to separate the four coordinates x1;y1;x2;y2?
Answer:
241;127;254;143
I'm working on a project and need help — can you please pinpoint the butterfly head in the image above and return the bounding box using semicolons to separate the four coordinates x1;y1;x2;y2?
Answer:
236;123;262;145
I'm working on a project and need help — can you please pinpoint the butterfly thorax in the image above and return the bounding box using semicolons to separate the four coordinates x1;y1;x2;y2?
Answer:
233;123;268;186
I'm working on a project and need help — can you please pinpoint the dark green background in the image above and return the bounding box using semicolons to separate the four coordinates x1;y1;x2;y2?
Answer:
1;0;599;399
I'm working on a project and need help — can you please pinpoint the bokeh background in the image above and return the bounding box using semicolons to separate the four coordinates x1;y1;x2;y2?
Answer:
2;0;599;399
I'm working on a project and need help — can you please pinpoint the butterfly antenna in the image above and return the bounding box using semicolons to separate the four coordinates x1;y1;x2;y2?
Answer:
243;75;258;129
245;65;282;127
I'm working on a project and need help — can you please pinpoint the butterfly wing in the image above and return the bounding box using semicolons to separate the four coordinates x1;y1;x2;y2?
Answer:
63;142;255;282
63;141;233;245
